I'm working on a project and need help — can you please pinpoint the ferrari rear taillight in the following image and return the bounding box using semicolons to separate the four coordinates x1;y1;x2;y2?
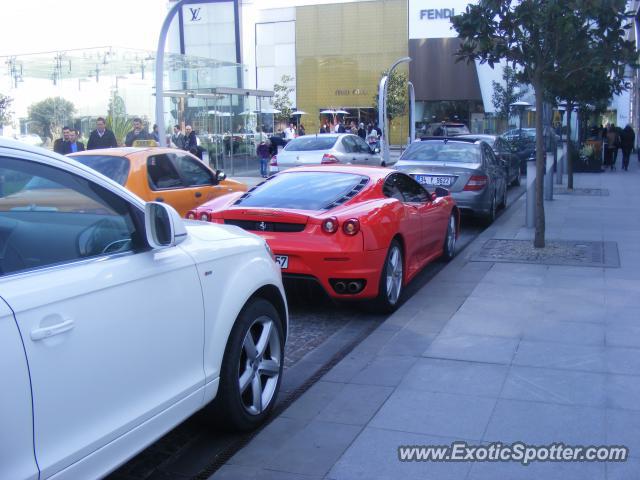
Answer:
199;212;210;222
464;175;488;191
321;154;339;164
322;216;339;233
342;218;360;236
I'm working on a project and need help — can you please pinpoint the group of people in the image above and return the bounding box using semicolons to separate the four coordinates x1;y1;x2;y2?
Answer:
319;120;382;145
596;123;636;171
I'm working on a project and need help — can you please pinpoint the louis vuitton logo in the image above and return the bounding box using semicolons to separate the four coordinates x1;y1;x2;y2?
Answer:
189;7;202;22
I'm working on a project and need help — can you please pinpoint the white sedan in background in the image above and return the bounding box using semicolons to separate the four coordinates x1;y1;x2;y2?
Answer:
270;133;388;173
0;138;287;480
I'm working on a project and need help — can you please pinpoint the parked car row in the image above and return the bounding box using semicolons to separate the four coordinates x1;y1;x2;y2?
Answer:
1;130;519;479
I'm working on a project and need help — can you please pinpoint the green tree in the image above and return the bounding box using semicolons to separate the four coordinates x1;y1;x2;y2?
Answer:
548;6;635;190
273;75;295;124
452;0;633;248
492;66;527;120
106;92;131;146
0;93;13;126
374;69;409;127
27;97;75;140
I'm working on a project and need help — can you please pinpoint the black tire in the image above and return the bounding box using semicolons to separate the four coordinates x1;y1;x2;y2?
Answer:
483;194;497;225
442;213;457;261
206;298;284;432
372;239;404;313
500;186;508;210
512;170;521;187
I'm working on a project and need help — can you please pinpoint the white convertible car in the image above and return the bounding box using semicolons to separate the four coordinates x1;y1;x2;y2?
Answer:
0;138;288;480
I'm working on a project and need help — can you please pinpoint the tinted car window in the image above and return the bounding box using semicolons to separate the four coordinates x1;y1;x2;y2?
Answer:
283;136;338;151
71;155;130;185
172;154;214;186
0;157;139;276
391;174;430;203
400;141;481;163
147;154;184;190
341;136;358;153
235;172;367;210
354;136;372;153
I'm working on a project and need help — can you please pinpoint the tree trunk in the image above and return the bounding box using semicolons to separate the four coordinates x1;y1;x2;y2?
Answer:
532;76;545;248
565;102;574;190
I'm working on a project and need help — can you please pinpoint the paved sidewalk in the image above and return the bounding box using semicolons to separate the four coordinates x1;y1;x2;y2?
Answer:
213;158;640;480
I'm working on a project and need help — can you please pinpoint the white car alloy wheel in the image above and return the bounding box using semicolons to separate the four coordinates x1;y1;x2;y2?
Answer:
239;315;282;416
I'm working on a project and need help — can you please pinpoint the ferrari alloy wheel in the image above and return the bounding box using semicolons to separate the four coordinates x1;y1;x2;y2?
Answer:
206;298;283;431
374;240;404;312
442;214;456;261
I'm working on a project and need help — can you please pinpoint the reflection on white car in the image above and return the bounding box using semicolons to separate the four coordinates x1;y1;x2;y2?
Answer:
0;139;287;480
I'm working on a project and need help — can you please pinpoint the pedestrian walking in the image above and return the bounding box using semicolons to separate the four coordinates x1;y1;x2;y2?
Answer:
87;117;118;149
621;124;635;171
320;123;328;134
284;123;296;142
64;129;85;154
125;118;152;147
256;136;270;178
606;124;620;171
171;125;185;149
357;122;366;140
183;125;201;159
53;126;71;154
298;124;306;136
152;124;160;143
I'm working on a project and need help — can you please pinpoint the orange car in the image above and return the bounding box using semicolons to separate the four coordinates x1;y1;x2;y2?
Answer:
69;147;247;216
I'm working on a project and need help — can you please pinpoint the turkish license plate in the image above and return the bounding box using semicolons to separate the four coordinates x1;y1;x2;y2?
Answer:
415;174;454;186
275;255;289;269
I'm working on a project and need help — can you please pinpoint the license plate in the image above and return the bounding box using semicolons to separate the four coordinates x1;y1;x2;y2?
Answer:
415;175;454;186
275;255;289;269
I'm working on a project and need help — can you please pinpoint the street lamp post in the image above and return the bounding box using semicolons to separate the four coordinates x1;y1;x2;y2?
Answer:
378;57;411;165
155;0;186;147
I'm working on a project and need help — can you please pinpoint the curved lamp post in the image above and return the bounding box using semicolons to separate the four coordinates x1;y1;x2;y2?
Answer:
378;57;411;165
155;0;186;147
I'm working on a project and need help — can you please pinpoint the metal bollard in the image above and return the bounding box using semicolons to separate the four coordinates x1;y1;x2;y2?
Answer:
544;152;554;201
526;161;536;228
555;145;564;185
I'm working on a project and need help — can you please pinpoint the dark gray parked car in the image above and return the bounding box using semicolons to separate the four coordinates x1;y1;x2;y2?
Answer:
395;138;508;223
456;134;521;186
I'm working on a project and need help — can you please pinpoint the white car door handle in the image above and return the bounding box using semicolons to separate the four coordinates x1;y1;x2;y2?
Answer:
31;319;75;341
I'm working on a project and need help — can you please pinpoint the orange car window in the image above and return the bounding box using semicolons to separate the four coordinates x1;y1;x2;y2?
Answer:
172;154;214;187
147;154;184;190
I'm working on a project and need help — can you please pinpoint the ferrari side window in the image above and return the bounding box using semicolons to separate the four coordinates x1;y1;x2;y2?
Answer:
394;174;430;203
382;175;405;201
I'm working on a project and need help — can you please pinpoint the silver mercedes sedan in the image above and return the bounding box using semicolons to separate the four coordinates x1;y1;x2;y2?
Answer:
395;138;508;224
270;134;387;174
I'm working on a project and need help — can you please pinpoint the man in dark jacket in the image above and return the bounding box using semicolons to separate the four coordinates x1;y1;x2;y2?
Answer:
53;126;71;154
183;125;202;159
125;118;152;147
63;129;85;154
621;124;635;171
87;117;118;150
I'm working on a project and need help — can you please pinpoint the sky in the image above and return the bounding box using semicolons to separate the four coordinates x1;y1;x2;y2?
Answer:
0;0;376;56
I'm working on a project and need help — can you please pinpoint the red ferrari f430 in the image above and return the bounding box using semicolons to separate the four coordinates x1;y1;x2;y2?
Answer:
187;166;459;311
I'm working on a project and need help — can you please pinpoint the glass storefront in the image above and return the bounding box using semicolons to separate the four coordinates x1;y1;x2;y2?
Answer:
294;0;409;144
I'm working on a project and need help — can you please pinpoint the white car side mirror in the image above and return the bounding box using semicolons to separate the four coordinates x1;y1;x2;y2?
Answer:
145;202;188;249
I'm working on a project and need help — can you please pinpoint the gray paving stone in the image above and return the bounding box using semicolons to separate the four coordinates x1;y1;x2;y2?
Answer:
399;358;509;398
263;420;362;476
513;340;606;372
370;390;496;439
468;459;605;480
469;282;541;302
403;311;453;335
281;381;346;422
327;427;472;480
523;319;605;346
423;334;519;364
226;416;309;467
377;328;437;357
500;366;606;407
605;306;640;328
606;347;640;375
606;409;640;459
350;355;418;387
456;296;538;321
606;325;640;348
321;351;375;384
606;456;640;479
212;465;321;480
606;374;640;412
441;311;529;339
316;384;393;425
409;294;468;313
606;290;640;309
484;399;606;445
